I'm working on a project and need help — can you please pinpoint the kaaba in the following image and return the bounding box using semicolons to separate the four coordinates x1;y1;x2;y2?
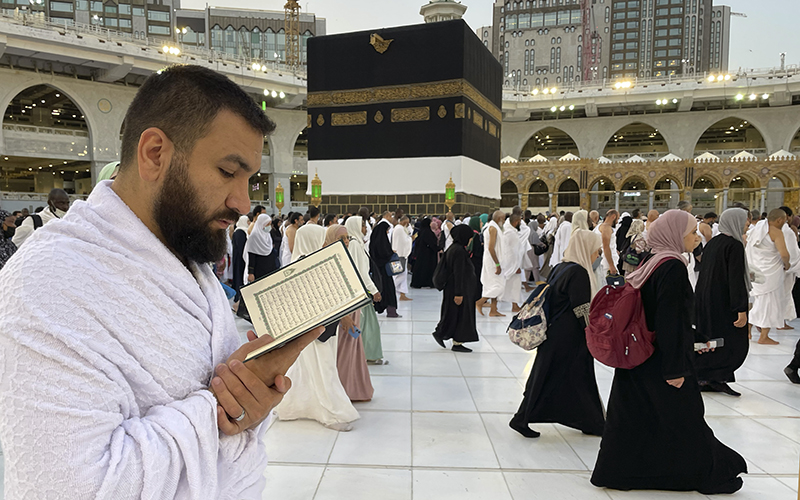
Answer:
307;19;502;216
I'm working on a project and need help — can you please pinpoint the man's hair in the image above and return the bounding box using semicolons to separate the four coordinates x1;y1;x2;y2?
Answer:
769;208;788;222
34;206;44;213
537;214;546;224
564;211;573;222
11;211;20;216
605;209;619;221
303;213;311;223
308;205;320;219
323;214;336;226
676;200;692;211
48;188;68;202
631;208;641;219
400;215;410;223
289;212;302;225
780;206;794;217
253;205;265;216
119;65;275;170
751;210;761;221
510;213;522;225
732;202;749;211
559;210;565;216
703;212;717;220
358;206;370;220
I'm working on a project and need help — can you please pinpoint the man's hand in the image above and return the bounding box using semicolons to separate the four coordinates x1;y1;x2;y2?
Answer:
609;266;618;276
734;311;748;328
210;326;323;435
248;274;255;283
516;268;521;274
454;296;463;306
666;377;685;389
373;292;382;302
495;265;502;275
340;314;354;332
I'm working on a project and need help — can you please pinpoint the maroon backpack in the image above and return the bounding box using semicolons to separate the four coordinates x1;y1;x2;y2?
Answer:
586;259;674;370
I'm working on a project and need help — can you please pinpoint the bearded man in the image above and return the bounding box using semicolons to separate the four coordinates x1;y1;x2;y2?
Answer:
0;65;321;499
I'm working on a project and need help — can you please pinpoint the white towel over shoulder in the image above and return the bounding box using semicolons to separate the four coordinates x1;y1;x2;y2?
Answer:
0;181;269;500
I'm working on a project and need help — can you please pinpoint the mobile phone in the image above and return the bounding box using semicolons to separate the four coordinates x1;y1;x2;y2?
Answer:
694;338;725;351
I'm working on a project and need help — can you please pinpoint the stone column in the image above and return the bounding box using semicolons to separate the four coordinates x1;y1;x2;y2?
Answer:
548;192;554;214
615;191;620;211
648;190;655;211
722;188;729;209
760;188;766;214
580;189;588;210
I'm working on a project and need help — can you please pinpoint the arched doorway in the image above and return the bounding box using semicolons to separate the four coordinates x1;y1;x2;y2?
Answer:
290;129;308;203
728;176;757;210
527;179;549;212
589;177;615;213
791;127;800;154
519;127;579;160
557;178;580;210
501;180;519;208
653;176;680;210
2;85;91;195
766;175;788;211
692;177;719;213
619;178;648;212
694;118;766;159
603;123;668;161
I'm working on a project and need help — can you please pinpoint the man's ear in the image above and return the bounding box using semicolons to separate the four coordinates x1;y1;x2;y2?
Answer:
137;127;174;183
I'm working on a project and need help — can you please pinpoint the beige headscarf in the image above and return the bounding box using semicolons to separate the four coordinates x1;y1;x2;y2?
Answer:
571;210;589;233
562;228;602;296
324;224;348;247
626;219;645;239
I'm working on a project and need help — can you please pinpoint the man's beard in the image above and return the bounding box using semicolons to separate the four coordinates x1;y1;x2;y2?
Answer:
153;156;239;264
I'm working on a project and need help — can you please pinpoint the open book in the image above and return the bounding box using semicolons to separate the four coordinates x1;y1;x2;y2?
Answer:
240;239;373;362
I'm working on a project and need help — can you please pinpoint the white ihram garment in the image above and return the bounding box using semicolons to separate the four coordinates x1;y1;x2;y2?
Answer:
275;233;359;427
480;220;506;298
748;220;787;329
549;221;572;267
0;181;269;500
519;221;533;275
500;219;523;305
782;224;800;320
392;224;412;294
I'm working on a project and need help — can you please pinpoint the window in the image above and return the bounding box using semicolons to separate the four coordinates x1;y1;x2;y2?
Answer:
90;0;101;10
669;59;679;66
654;49;667;57
571;10;581;23
612;53;624;60
76;0;88;9
557;10;570;24
625;41;638;49
613;12;625;19
654;59;665;67
612;32;624;40
656;8;668;15
605;6;610;22
669;27;681;35
627;10;639;18
627;0;639;7
670;17;681;25
50;1;73;12
132;6;143;15
613;1;625;7
613;22;625;29
147;10;169;21
104;4;116;14
551;37;555;44
625;62;638;69
626;31;638;38
655;18;668;26
626;21;639;29
655;0;668;4
119;18;131;27
557;36;561;43
612;42;624;50
104;17;117;26
655;39;667;47
668;38;681;46
625;51;637;59
611;63;623;70
531;12;543;26
544;11;557;25
148;25;170;34
507;15;517;29
484;30;488;37
670;6;682;14
519;13;530;28
655;28;667;36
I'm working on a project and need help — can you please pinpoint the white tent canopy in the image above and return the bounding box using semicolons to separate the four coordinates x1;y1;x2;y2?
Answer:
597;156;612;163
501;155;518;163
528;154;548;162
769;149;797;159
694;152;720;162
731;151;757;160
559;152;580;161
658;153;682;162
625;155;647;163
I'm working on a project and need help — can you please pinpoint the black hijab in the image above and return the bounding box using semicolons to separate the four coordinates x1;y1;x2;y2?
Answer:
451;224;474;247
369;219;394;264
616;215;633;250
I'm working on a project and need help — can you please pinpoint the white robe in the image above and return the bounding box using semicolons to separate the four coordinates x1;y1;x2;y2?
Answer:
748;220;787;329
392;224;412;295
519;221;533;276
782;224;800;320
443;220;454;251
480;220;506;298
549;221;572;267
501;219;523;305
0;181;269;499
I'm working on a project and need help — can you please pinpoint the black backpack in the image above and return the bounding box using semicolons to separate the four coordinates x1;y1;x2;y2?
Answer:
437;225;448;250
16;214;43;230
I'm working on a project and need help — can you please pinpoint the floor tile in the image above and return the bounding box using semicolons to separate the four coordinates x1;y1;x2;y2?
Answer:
412;334;452;353
504;471;612;499
706;385;800;417
261;465;324;500
466;377;524;413
328;411;411;466
265;418;339;464
604;489;706;499
412;470;512;500
315;467;412;500
382;334;412;351
412;352;461;377
412;413;499;468
457;352;517;378
368;351;412;376
706;416;800;474
354;375;411;411
726;476;797;500
777;476;799;492
412;376;477;412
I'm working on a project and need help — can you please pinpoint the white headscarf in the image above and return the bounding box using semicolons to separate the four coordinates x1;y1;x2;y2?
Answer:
562;228;602;296
234;215;249;232
291;223;326;262
571;210;589;233
244;214;272;256
345;216;366;252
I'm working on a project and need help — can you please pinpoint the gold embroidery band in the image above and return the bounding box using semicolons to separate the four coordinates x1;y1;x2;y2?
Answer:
331;111;368;126
308;79;501;122
391;106;430;123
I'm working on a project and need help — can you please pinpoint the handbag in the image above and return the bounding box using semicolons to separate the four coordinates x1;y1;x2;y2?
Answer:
623;235;643;267
385;253;405;276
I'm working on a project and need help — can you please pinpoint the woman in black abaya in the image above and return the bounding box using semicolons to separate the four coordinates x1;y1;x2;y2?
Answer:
370;217;400;318
510;229;605;438
591;210;746;495
694;208;750;397
467;215;485;297
432;224;480;353
411;218;439;289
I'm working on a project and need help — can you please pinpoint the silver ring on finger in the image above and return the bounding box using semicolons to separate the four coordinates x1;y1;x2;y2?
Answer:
235;409;246;422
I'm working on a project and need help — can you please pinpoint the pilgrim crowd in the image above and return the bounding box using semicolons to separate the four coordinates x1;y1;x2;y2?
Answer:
0;65;796;498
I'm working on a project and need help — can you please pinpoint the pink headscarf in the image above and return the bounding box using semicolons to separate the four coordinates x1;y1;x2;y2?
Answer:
626;209;695;289
430;217;442;237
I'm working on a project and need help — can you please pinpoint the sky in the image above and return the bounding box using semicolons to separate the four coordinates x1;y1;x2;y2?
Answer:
181;0;798;71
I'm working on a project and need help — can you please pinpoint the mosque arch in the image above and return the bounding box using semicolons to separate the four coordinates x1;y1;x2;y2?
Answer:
618;176;650;210
790;125;800;153
2;83;91;136
501;180;520;207
602;121;669;158
588;176;615;212
691;175;720;213
693;117;766;157
728;173;759;209
519;126;579;160
619;175;651;192
557;178;580;208
654;175;681;210
765;174;791;210
527;178;549;209
588;175;616;192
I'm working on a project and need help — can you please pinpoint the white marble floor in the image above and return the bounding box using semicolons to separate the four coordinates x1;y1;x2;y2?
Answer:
2;288;799;499
251;288;800;500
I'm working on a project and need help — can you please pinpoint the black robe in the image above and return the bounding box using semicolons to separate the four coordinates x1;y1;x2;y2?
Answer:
231;229;247;301
411;224;439;289
591;259;746;495
433;244;479;344
469;231;484;298
370;220;398;313
694;234;749;383
248;251;277;280
512;263;605;436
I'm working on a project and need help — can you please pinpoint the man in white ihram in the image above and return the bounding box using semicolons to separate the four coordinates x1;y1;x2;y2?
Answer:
0;65;322;499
